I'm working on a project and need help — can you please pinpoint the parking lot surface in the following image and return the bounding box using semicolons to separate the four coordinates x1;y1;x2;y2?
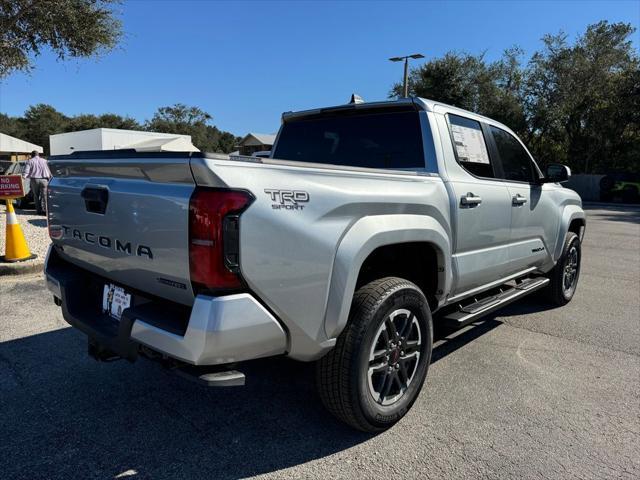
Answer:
1;204;638;479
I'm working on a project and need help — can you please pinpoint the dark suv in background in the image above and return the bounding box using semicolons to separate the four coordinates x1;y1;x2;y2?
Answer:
600;173;640;203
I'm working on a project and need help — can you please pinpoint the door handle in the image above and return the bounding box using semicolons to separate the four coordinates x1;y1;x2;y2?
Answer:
512;194;528;206
460;192;482;207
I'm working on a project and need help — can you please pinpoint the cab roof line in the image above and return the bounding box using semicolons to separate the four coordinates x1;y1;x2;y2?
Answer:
281;97;428;123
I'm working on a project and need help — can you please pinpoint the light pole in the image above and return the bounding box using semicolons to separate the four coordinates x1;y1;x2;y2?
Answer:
389;53;424;98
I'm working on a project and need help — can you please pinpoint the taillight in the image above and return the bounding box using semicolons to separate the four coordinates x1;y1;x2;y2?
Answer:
48;224;63;240
189;188;254;294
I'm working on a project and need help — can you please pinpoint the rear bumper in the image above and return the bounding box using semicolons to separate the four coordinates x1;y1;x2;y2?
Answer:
45;245;287;365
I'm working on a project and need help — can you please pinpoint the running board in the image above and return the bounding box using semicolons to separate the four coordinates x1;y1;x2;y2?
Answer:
443;277;549;327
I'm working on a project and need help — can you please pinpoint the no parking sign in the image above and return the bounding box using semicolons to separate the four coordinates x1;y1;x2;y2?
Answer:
0;175;24;199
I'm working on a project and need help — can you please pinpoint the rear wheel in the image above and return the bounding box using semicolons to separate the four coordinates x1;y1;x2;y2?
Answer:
316;277;433;432
546;232;581;306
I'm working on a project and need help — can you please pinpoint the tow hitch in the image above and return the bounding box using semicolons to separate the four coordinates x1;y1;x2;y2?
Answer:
88;339;122;362
175;365;246;387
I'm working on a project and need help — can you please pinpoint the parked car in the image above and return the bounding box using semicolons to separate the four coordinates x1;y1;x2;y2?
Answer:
600;172;640;203
44;97;585;432
0;160;12;175
251;150;271;158
3;161;33;208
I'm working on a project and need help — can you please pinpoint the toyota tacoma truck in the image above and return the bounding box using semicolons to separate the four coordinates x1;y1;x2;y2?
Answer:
44;97;585;432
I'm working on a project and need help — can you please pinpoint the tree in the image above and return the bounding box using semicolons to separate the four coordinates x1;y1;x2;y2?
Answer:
391;21;639;174
0;0;122;77
523;21;639;173
66;113;141;132
21;104;69;154
390;50;527;136
146;104;240;153
0;112;26;139
1;103;239;155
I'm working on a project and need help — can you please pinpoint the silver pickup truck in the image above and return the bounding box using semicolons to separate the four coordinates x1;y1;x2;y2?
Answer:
44;97;585;432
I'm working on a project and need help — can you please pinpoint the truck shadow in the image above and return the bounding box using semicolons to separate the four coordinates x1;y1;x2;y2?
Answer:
584;203;640;224
0;327;367;480
1;301;547;480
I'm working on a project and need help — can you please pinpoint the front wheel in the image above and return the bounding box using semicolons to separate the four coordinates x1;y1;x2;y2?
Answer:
546;232;581;306
316;277;433;432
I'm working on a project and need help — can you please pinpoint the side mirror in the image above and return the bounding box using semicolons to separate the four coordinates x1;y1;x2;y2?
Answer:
543;163;571;183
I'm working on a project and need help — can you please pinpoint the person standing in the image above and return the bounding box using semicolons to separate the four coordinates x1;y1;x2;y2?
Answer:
22;150;52;215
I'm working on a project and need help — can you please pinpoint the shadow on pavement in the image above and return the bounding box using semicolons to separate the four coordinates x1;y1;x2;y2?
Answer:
25;218;47;228
0;327;369;480
584;203;640;224
1;298;554;479
26;218;47;227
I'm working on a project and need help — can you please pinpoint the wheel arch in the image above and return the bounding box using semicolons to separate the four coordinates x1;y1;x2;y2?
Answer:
323;214;451;339
553;205;586;262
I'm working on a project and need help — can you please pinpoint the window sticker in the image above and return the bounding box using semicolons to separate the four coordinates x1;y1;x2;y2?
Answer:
451;124;490;164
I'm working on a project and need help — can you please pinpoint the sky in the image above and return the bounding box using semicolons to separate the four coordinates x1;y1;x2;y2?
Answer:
0;0;638;136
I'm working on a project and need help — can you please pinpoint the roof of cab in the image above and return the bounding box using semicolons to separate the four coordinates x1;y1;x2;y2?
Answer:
281;96;509;131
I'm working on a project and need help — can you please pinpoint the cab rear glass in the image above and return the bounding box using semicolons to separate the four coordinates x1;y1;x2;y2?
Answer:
273;109;425;169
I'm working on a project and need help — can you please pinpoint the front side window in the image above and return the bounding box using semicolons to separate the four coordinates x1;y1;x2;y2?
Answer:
490;126;536;183
273;109;425;170
447;114;495;178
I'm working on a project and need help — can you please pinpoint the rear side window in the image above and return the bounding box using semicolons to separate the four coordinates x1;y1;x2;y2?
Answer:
447;114;496;178
273;110;425;169
489;126;536;183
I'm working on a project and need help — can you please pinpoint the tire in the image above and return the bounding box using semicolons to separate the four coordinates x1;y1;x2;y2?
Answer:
622;185;639;204
546;232;581;306
316;277;433;432
16;196;29;209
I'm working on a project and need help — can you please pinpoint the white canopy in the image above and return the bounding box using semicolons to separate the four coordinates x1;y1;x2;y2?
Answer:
125;136;200;153
0;132;43;154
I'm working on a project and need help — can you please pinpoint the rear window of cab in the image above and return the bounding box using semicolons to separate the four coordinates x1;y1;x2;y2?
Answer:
273;109;425;170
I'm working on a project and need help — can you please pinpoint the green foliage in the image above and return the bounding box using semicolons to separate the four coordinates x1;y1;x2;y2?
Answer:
1;103;239;154
66;113;142;131
524;21;639;173
392;21;639;173
22;104;69;152
0;0;122;77
146;104;241;153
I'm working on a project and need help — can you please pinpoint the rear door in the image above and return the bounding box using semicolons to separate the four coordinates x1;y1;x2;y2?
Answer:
47;153;196;305
487;125;557;271
438;112;513;296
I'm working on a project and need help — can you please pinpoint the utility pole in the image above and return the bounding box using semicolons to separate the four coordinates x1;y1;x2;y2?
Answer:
389;53;424;98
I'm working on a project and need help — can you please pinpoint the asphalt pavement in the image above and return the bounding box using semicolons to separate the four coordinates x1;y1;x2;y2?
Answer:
0;204;638;479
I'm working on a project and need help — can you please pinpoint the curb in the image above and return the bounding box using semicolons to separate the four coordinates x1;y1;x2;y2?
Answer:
0;260;44;277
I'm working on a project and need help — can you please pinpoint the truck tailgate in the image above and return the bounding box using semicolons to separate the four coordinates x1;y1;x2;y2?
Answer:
47;154;196;306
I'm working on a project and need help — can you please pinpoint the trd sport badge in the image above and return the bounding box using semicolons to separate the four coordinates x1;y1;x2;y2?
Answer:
264;189;310;211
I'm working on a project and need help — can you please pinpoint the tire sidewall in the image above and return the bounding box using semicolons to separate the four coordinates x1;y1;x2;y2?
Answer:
354;285;432;429
560;234;581;301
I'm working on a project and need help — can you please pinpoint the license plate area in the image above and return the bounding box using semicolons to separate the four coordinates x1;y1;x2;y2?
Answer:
102;283;132;321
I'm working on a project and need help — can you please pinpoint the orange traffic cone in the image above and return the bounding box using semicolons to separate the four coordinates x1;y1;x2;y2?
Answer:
1;200;37;263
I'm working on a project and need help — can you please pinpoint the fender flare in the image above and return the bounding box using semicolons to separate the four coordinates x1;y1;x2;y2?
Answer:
323;214;451;339
553;205;586;262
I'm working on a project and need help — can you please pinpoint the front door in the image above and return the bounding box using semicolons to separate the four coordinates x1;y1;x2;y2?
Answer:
487;125;557;271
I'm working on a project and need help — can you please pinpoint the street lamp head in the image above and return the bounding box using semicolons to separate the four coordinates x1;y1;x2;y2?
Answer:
389;53;425;98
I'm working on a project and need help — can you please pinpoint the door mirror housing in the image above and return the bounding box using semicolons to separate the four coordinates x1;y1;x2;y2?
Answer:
542;164;571;183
